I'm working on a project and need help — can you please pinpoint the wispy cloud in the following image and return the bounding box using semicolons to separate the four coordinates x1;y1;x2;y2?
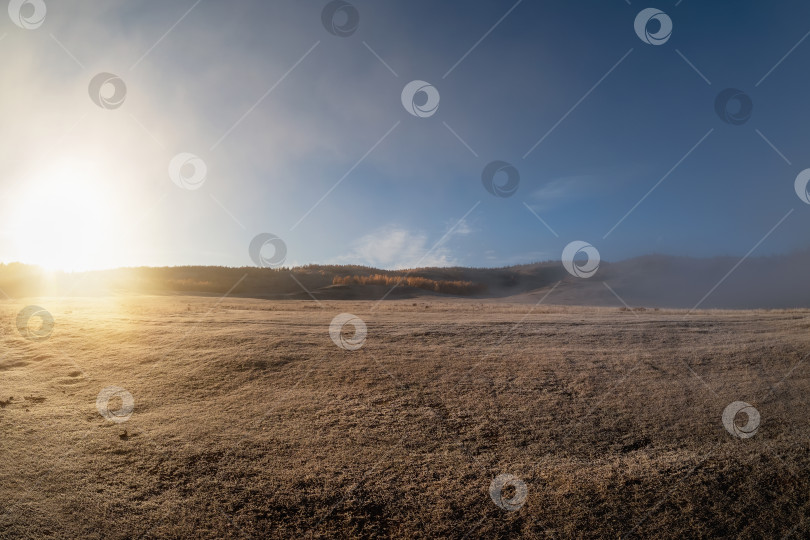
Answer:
337;221;473;269
528;174;603;211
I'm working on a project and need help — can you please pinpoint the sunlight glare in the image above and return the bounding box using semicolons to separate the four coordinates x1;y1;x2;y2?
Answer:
9;159;120;271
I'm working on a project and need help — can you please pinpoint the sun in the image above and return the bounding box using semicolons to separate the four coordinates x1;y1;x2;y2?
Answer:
8;159;119;271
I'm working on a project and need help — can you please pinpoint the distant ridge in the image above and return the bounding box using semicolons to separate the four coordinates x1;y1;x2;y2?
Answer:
1;249;809;309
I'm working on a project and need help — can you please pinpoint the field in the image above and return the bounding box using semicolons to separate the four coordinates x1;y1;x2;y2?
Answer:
1;296;809;538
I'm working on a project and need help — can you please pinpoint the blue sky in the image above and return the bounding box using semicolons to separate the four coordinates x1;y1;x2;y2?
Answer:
1;0;809;269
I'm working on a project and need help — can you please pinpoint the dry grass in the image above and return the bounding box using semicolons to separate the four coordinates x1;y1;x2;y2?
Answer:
1;296;809;538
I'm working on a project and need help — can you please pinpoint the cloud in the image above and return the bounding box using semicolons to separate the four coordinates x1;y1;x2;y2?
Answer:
337;222;473;269
528;174;602;211
451;218;474;236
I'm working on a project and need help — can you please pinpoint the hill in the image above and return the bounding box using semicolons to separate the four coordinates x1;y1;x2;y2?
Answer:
1;249;809;308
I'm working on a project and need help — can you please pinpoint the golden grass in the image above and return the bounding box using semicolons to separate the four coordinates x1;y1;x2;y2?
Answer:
1;296;809;538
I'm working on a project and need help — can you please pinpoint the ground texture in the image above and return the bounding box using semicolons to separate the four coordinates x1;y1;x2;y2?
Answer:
1;297;809;538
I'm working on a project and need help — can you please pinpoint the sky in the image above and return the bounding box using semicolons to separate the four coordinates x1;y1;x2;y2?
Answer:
1;0;810;270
